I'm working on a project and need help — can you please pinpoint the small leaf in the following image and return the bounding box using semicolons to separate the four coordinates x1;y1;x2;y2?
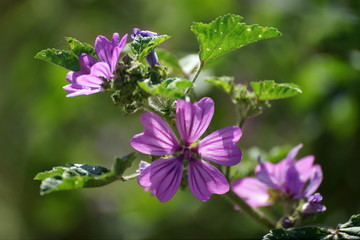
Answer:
250;80;302;100
112;152;137;177
35;49;80;71
66;37;96;58
263;227;331;240
138;78;193;98
204;76;234;93
130;34;171;61
191;14;281;64
35;164;116;195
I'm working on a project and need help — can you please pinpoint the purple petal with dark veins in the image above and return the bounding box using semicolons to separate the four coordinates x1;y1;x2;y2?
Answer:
63;84;102;97
187;158;229;201
232;177;271;208
76;74;103;88
176;97;214;146
95;33;127;72
110;34;127;72
198;126;242;166
284;162;304;199
89;62;112;79
131;112;181;155
66;54;97;83
78;53;98;72
304;165;323;197
138;156;184;202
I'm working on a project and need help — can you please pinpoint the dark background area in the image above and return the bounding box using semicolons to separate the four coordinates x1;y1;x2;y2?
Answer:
0;0;359;239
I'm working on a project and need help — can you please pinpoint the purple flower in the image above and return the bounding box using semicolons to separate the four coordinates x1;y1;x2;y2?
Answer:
136;161;151;174
131;97;242;202
232;144;323;208
302;193;326;214
131;28;160;68
64;33;128;97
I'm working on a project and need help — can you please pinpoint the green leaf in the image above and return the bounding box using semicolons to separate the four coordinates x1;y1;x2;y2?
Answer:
204;76;234;93
250;80;302;100
191;14;281;64
112;152;137;177
65;37;96;58
337;214;360;239
263;214;360;240
35;49;80;71
263;227;331;240
35;164;117;195
138;78;192;98
130;34;171;61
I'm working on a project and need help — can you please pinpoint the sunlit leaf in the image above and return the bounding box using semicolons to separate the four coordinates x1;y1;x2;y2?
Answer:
250;80;302;100
191;14;281;64
204;76;234;93
35;49;80;71
66;37;96;58
34;164;116;195
138;78;192;98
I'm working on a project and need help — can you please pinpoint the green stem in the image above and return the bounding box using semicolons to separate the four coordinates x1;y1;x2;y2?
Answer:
120;173;140;181
224;190;276;230
186;63;204;94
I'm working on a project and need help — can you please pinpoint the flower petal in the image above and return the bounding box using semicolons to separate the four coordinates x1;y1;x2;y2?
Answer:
285;162;304;199
295;155;315;182
287;144;303;160
89;62;112;79
176;97;214;146
78;53;98;72
63;84;101;97
138;156;184;202
198;126;242;166
95;33;127;73
188;158;229;201
304;165;323;197
131;112;181;155
95;35;113;66
110;34;127;72
66;54;98;83
255;160;281;190
302;193;326;214
232;177;271;208
76;74;103;88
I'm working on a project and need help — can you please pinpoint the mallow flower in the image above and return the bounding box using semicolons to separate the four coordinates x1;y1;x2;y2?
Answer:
131;28;160;68
302;193;326;214
131;97;242;202
64;33;128;97
232;144;323;208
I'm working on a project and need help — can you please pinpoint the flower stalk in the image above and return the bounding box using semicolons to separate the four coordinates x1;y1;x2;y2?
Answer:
224;190;276;230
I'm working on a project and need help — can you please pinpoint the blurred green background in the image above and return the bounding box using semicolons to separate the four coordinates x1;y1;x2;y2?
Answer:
1;0;360;239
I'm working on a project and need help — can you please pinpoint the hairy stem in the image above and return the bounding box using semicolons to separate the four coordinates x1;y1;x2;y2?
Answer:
224;190;276;230
120;173;140;181
186;63;204;94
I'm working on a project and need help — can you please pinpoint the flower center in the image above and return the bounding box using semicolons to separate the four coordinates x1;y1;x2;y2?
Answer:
183;147;193;159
